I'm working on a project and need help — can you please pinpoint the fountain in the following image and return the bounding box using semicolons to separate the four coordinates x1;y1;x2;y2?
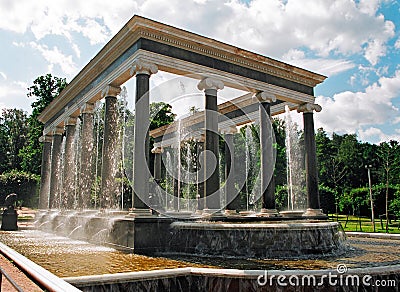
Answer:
280;105;307;218
2;15;398;291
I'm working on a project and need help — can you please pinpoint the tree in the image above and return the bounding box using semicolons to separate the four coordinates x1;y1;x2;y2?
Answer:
19;74;67;174
149;102;176;131
0;109;29;172
377;140;400;232
148;102;176;176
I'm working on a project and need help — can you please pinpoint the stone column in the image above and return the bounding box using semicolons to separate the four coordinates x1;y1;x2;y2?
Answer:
100;85;121;210
62;117;78;210
297;103;326;218
48;126;64;209
221;126;239;215
130;60;158;215
257;92;279;217
79;102;95;209
195;137;205;212
38;134;53;209
152;146;163;183
197;77;224;212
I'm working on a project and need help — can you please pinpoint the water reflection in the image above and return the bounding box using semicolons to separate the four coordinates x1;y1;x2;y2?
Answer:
1;231;399;278
0;230;211;277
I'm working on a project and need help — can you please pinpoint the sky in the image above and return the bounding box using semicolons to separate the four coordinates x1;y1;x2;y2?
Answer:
0;0;399;144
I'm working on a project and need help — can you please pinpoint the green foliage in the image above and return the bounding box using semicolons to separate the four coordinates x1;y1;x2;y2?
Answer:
0;170;40;207
275;185;288;211
19;74;67;175
272;118;287;186
148;102;176;175
319;184;337;214
149;102;176;131
0;109;29;172
390;189;400;217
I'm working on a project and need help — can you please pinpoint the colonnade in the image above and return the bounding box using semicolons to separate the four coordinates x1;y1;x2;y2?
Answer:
38;61;324;217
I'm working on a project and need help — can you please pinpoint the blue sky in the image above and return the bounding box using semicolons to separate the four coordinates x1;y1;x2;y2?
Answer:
0;0;399;144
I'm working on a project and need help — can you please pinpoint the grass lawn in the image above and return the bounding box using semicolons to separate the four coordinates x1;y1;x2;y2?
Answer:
329;214;400;234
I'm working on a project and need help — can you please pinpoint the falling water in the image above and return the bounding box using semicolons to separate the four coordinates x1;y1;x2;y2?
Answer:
165;151;173;210
244;126;256;211
56;136;66;209
73;118;82;209
284;106;306;210
94;101;104;209
118;86;128;210
177;119;182;212
184;141;196;211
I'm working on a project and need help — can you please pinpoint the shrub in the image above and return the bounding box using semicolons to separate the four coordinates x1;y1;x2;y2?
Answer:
0;170;40;208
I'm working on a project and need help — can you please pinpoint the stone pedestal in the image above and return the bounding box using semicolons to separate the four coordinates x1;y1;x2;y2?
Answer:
257;208;280;217
1;209;18;231
303;208;327;219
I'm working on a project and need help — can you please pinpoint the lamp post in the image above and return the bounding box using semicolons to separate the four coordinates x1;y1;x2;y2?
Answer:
365;165;375;232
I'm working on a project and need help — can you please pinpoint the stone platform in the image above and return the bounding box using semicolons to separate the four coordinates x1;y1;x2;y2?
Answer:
168;221;346;258
35;210;346;258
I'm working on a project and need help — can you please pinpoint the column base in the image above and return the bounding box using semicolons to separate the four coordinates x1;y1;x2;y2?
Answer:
302;208;328;219
165;211;193;218
202;209;226;219
127;208;154;217
239;210;256;216
224;209;239;216
256;209;280;217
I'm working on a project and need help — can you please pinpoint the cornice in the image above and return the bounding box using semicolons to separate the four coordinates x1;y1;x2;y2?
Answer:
38;15;325;132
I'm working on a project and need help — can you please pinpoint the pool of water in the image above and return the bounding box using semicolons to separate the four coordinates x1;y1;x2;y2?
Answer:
1;230;399;277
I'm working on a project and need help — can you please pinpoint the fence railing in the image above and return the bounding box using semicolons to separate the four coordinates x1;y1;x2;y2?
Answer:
0;266;24;292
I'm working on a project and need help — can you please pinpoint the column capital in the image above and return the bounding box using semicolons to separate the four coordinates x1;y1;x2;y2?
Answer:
197;77;224;92
130;59;158;76
101;85;121;98
255;91;276;103
297;103;322;114
151;146;164;154
220;126;238;135
39;134;53;143
80;102;95;114
64;117;78;126
52;126;64;136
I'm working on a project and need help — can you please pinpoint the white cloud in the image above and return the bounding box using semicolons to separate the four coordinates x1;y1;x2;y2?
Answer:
358;127;400;144
0;72;6;80
282;49;355;76
395;38;400;49
216;0;395;64
315;70;400;136
393;117;400;124
0;0;395;66
28;42;77;76
357;0;380;15
0;80;31;112
71;43;81;58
